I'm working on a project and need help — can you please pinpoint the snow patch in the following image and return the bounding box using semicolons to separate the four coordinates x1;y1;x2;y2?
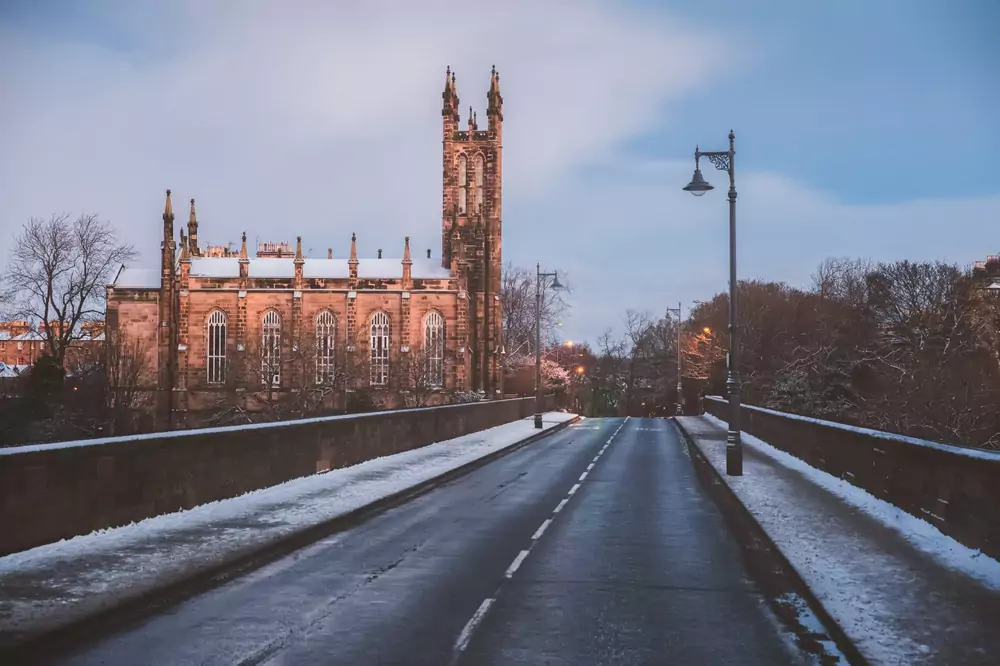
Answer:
0;413;576;640
703;413;1000;590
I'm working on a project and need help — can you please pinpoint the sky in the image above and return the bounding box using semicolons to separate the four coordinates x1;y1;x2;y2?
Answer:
1;0;998;344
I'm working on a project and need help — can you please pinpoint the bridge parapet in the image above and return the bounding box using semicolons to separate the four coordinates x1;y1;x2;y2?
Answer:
0;396;554;556
705;396;1000;560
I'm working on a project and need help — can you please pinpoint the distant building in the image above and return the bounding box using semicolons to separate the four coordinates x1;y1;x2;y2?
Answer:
0;320;104;369
972;255;1000;295
106;66;506;426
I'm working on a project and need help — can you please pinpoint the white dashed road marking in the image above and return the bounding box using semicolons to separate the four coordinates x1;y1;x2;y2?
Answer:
532;519;551;540
452;416;630;660
505;550;530;578
454;597;495;654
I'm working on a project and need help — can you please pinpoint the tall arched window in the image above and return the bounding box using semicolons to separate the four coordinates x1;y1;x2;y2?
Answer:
370;311;390;386
473;154;484;214
315;310;336;384
207;310;227;384
262;310;281;387
424;311;445;388
457;154;467;214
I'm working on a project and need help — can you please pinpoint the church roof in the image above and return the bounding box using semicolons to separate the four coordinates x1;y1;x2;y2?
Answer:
111;267;161;289
110;257;452;286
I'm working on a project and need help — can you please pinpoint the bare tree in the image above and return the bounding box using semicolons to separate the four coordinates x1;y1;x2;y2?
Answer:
682;326;724;381
100;328;154;435
2;214;134;366
395;344;447;408
502;262;571;355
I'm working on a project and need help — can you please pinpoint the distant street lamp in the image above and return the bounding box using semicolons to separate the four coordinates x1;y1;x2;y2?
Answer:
665;302;683;416
535;264;563;428
683;130;743;476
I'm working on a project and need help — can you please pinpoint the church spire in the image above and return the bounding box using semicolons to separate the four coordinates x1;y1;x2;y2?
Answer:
294;235;304;262
162;189;174;241
402;236;412;287
442;65;459;120
487;64;503;126
187;198;199;257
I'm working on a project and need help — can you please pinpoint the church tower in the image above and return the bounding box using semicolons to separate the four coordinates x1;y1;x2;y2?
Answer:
442;66;503;395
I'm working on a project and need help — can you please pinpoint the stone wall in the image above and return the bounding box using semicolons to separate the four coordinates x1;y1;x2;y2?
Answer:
704;397;1000;560
0;396;553;556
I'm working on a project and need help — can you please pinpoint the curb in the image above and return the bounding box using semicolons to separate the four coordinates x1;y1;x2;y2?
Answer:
2;414;581;663
672;416;870;666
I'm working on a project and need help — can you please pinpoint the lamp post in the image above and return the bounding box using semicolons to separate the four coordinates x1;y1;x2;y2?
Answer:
535;263;563;428
665;302;683;416
683;130;742;476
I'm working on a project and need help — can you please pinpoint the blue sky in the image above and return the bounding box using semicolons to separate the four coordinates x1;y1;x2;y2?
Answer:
1;1;997;344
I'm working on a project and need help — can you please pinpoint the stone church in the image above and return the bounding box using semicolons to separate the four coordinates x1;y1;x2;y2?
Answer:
106;67;504;424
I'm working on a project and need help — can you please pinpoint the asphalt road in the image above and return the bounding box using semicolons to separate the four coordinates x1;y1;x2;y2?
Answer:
53;417;801;666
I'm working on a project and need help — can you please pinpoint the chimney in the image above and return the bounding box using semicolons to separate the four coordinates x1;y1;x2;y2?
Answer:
378;248;383;259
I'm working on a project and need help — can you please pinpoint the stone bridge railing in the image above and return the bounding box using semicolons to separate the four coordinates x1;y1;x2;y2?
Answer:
0;396;554;556
704;397;1000;560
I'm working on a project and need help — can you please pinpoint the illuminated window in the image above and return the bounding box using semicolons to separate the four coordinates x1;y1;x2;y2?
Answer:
370;311;390;386
262;310;281;387
206;310;227;384
424;311;445;388
315;310;336;384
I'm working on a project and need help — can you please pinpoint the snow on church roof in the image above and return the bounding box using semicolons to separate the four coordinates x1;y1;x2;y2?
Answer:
189;257;452;279
111;267;161;289
111;256;452;286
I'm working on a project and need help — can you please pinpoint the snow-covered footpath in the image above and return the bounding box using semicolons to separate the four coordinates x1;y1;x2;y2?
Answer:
677;414;1000;666
0;412;578;645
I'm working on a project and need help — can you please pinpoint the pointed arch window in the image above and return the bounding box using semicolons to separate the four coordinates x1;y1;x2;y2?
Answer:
316;310;336;384
473;154;484;214
206;310;227;384
457;154;468;214
424;311;445;388
370;311;390;386
262;310;281;388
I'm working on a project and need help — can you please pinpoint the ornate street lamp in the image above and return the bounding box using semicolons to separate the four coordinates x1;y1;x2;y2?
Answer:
534;264;563;428
683;130;743;476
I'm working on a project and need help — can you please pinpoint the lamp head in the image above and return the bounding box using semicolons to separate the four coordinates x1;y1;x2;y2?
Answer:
683;168;713;196
550;274;565;290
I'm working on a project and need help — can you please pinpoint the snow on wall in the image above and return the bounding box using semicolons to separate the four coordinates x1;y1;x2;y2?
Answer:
0;397;536;456
705;396;1000;462
0;413;577;643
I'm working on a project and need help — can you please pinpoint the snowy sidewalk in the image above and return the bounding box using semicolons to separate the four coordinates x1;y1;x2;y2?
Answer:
676;414;1000;666
0;412;578;649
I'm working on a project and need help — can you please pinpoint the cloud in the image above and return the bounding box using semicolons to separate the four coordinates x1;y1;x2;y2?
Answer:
542;158;1000;341
1;1;995;346
0;1;731;257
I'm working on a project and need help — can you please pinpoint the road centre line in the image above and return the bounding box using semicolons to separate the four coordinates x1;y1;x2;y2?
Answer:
505;550;530;578
452;416;629;660
453;597;495;654
532;519;551;540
